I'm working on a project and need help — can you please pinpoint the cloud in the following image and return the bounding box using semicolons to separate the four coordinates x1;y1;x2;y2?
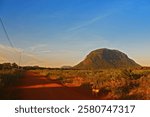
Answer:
0;56;8;63
0;44;23;53
0;44;49;67
67;13;112;32
28;44;48;52
66;0;138;33
27;44;52;54
39;50;52;53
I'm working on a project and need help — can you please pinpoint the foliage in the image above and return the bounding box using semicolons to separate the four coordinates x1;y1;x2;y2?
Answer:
121;69;142;80
0;69;23;88
0;62;19;70
31;68;150;99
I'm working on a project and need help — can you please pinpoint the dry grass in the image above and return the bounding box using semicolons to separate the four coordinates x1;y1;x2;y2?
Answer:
31;68;150;100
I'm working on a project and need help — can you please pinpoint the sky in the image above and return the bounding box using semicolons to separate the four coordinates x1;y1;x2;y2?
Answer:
0;0;150;67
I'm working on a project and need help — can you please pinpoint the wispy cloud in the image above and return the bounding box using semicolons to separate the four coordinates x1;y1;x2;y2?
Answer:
66;0;137;33
27;44;53;55
0;44;49;66
39;50;52;53
67;13;112;32
0;44;23;53
28;44;48;52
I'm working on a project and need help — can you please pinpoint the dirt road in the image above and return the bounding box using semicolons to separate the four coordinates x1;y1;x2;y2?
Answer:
11;71;100;100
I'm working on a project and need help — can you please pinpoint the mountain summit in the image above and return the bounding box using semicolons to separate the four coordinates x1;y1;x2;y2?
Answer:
74;48;141;69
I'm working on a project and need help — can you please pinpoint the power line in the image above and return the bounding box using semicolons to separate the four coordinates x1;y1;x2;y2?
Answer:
0;17;14;48
0;16;19;67
0;17;47;67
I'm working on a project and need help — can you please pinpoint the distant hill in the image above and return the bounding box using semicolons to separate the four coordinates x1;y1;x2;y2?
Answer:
74;48;141;69
61;66;72;69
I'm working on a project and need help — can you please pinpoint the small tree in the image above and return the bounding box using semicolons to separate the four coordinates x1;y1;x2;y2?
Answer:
0;64;3;70
2;63;11;69
121;69;142;80
12;63;18;69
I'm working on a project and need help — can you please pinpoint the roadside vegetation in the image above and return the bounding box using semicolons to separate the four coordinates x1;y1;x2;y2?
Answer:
0;62;150;100
0;63;24;99
31;68;150;100
0;69;23;87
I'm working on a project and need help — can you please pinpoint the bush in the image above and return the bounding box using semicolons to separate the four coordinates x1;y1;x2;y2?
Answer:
0;69;23;88
121;69;142;80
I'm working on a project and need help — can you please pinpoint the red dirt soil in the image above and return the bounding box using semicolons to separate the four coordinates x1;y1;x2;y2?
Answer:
7;71;103;100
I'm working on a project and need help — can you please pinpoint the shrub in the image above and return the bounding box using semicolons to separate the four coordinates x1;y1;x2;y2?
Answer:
121;69;142;80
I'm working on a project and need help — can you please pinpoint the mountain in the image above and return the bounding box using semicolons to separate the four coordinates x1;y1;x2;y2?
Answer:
74;48;141;69
61;66;72;69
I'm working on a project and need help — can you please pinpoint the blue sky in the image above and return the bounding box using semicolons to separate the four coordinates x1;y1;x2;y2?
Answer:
0;0;150;67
